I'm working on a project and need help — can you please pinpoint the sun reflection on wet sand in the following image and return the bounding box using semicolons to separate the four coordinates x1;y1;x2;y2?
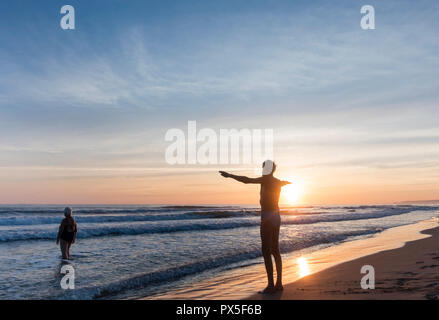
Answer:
297;256;310;278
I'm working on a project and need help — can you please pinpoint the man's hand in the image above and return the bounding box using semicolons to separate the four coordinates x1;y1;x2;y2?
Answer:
219;171;231;178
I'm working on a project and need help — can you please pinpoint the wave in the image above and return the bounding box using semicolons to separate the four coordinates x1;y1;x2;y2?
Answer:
0;210;258;226
0;205;243;214
2;205;436;227
0;219;256;242
56;228;380;299
1;206;436;242
158;205;241;210
0;207;168;215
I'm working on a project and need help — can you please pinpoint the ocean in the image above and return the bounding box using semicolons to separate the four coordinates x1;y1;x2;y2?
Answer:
0;204;438;299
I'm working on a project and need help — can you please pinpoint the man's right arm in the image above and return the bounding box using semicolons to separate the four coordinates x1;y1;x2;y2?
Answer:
219;171;262;184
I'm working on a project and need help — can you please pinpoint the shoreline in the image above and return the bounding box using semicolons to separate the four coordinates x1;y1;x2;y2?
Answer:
142;217;439;300
247;219;439;300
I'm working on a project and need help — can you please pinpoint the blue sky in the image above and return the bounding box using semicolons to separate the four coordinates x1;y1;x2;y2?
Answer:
1;0;438;204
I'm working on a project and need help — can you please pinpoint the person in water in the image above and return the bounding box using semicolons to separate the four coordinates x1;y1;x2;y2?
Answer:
56;207;78;260
219;160;291;294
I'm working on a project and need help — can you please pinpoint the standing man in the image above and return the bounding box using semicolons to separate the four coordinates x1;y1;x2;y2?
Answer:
219;160;291;294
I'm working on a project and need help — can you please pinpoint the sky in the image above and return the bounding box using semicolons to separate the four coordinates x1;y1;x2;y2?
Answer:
0;0;438;205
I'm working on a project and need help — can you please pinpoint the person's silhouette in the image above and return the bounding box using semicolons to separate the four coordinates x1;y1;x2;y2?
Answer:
219;160;291;294
56;207;77;260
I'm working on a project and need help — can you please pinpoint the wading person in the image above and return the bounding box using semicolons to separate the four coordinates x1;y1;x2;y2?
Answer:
219;160;291;294
56;207;78;260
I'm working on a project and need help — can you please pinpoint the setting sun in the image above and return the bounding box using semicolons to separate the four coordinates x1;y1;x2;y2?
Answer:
282;180;304;205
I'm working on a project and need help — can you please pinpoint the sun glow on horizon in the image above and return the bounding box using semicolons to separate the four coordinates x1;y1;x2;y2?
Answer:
282;179;304;205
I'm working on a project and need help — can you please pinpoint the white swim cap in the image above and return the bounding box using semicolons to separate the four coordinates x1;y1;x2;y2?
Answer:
262;160;276;175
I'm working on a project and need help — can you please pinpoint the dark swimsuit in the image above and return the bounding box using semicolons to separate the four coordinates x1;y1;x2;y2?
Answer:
60;229;75;243
261;211;281;227
60;219;76;243
260;212;281;254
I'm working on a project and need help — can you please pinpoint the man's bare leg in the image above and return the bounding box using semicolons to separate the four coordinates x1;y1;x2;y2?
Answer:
60;240;68;259
272;225;283;290
261;251;276;293
273;250;283;290
260;221;276;294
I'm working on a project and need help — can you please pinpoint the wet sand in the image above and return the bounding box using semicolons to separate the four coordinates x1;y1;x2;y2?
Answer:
248;220;439;300
143;218;439;300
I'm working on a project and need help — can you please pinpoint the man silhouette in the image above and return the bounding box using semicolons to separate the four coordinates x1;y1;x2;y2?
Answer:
219;160;291;294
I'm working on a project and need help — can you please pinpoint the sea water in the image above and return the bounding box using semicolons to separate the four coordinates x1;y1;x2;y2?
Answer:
0;204;437;299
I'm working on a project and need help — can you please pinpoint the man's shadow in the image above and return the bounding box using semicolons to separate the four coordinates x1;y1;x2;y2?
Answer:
258;290;284;300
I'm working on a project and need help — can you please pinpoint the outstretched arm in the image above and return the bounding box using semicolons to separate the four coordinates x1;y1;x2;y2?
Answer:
280;180;292;187
219;171;262;184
